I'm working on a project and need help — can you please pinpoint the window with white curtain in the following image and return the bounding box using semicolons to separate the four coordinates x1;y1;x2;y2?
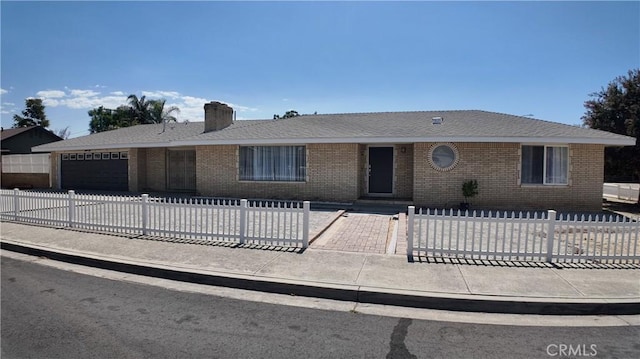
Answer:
521;145;568;185
239;146;306;181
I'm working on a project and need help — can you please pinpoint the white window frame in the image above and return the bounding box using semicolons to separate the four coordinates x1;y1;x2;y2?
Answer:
428;143;459;172
520;144;570;186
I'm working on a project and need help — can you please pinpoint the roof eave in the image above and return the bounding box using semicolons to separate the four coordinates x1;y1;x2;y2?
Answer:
33;135;635;152
32;141;174;153
171;136;637;147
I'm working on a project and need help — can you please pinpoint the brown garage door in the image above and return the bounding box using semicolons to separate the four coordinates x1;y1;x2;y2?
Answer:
167;150;196;191
61;152;128;191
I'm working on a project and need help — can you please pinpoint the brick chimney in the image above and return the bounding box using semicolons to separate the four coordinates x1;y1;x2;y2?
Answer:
204;101;233;132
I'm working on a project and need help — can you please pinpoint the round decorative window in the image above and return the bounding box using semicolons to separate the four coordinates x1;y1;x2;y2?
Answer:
429;143;459;171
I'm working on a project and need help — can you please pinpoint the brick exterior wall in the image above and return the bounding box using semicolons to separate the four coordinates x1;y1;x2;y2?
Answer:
196;144;359;202
413;142;604;211
1;173;50;189
395;144;414;199
144;148;167;191
47;141;605;211
128;148;139;192
50;152;60;189
358;144;367;197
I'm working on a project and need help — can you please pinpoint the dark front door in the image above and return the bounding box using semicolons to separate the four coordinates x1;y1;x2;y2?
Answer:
368;147;393;194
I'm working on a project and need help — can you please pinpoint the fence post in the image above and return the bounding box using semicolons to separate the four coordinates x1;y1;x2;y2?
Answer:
239;199;247;245
407;206;415;260
302;201;310;249
13;188;19;221
546;210;557;263
141;194;149;235
68;190;76;228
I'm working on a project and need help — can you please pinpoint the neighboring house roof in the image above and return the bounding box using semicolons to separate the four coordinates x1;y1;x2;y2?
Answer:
2;126;64;154
1;126;33;141
32;110;636;152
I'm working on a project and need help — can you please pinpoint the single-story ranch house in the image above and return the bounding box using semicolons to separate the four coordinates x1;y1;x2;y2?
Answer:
33;102;636;211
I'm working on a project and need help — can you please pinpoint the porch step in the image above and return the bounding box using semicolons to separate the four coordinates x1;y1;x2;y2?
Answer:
353;198;413;213
355;198;414;206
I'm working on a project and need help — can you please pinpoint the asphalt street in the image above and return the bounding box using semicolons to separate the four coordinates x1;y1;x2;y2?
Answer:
2;256;639;359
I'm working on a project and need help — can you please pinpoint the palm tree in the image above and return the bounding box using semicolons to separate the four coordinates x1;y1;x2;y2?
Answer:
127;94;154;124
149;99;180;132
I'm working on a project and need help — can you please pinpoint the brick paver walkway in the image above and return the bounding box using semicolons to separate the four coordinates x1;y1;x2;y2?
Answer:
312;213;393;254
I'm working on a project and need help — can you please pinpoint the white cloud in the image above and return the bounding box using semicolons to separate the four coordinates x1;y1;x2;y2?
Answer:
70;89;100;97
142;90;181;99
174;97;258;121
227;102;258;112
63;94;128;109
0;88;7;95
0;101;17;115
42;98;61;107
173;101;202;121
62;96;102;109
36;90;66;98
31;87;259;122
182;95;210;107
95;95;129;109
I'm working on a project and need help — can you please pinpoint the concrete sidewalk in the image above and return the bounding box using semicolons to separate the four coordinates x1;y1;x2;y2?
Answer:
1;221;639;315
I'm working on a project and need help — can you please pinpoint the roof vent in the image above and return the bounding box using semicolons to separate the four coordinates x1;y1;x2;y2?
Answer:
432;116;443;125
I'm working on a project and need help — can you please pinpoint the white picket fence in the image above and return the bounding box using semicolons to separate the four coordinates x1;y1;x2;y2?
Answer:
603;183;640;203
0;189;310;248
407;207;640;264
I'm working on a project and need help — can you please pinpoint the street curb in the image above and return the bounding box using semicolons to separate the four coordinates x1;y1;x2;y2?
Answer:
2;240;639;316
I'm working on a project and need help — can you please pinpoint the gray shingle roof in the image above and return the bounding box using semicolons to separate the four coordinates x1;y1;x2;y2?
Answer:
33;110;635;152
1;126;36;140
180;110;632;142
32;120;260;151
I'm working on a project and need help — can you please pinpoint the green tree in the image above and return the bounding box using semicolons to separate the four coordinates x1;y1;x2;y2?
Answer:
273;110;300;119
150;99;180;125
88;105;132;133
127;94;154;124
582;69;640;185
12;98;49;128
88;95;181;133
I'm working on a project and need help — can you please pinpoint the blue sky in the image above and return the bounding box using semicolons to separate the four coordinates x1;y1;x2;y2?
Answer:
1;1;638;138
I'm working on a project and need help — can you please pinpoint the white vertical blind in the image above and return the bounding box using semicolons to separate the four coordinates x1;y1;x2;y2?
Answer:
545;146;568;184
239;146;306;181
